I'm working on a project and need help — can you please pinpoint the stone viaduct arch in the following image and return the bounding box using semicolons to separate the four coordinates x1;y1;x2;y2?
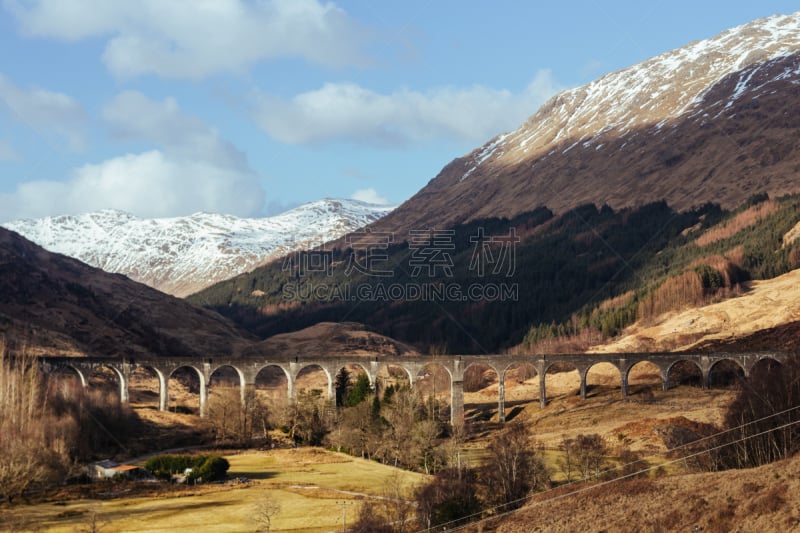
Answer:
36;351;793;425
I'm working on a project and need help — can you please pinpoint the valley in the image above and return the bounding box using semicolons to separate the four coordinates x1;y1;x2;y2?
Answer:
3;6;800;533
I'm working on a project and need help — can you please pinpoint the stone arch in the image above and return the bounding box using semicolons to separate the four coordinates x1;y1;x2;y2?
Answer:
665;359;703;390
294;363;333;401
209;364;245;389
749;356;783;378
499;362;539;422
501;363;539;397
583;362;622;399
167;365;205;415
462;362;500;393
625;360;665;397
416;363;453;423
707;358;746;389
57;364;88;387
254;364;293;404
46;364;87;402
375;363;414;391
88;364;127;403
462;362;501;422
543;361;581;405
209;364;246;410
128;366;164;409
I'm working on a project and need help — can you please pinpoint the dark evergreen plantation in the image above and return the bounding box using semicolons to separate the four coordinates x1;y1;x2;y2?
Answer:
189;194;800;354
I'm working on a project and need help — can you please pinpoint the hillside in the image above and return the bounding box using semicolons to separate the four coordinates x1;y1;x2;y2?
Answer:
490;452;800;532
191;193;800;353
193;12;800;354
590;267;800;354
3;199;393;297
242;321;419;358
0;227;254;357
367;12;800;235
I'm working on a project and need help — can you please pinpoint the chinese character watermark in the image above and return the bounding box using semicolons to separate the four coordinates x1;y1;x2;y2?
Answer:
469;227;519;277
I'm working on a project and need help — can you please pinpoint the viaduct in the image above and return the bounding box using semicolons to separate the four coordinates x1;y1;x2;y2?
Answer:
38;351;791;425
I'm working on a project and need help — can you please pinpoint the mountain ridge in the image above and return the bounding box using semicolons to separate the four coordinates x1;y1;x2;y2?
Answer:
3;198;394;297
366;11;800;235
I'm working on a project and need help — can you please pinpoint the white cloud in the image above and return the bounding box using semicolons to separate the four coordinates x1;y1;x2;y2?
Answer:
0;91;265;221
0;140;19;161
0;150;264;221
5;0;369;79
0;73;86;150
252;69;564;146
103;90;248;169
351;187;389;205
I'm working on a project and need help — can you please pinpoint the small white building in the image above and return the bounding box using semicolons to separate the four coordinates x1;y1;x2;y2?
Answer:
91;460;147;480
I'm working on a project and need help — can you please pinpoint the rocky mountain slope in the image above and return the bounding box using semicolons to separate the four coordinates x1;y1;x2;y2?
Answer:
3;199;393;297
369;11;800;235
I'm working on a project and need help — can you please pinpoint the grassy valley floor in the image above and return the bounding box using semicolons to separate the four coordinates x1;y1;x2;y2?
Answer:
3;448;427;533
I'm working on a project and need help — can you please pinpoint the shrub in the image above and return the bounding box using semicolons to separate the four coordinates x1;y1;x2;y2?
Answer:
192;456;230;482
144;454;229;483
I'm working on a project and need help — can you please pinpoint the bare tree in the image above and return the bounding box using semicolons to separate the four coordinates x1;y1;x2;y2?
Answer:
252;491;281;533
572;433;609;480
209;387;271;446
350;472;415;533
0;348;67;502
557;435;576;482
480;420;549;511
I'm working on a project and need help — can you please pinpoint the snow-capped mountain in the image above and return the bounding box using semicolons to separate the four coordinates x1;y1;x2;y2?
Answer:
376;11;800;233
3;199;393;297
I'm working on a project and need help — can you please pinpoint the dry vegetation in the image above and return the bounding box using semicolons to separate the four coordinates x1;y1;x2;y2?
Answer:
1;360;788;533
694;200;779;247
592;267;800;352
2;332;795;532
484;454;800;533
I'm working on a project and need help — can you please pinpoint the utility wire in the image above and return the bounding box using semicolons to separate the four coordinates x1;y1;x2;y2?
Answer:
414;401;800;533
444;417;800;533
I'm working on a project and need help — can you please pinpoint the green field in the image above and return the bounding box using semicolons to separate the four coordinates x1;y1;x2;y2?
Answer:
5;449;429;533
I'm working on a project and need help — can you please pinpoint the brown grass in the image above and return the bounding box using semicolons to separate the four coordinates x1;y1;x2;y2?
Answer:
488;453;800;533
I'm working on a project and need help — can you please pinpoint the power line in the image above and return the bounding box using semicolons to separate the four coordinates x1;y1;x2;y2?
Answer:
414;401;800;533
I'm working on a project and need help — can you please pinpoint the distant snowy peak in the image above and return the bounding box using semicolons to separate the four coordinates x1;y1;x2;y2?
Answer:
3;199;394;297
460;11;800;179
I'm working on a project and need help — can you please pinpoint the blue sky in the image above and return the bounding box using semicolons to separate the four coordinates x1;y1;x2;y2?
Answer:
0;0;798;222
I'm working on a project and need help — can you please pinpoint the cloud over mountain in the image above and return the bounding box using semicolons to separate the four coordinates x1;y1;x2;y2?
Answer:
252;70;563;146
0;91;264;221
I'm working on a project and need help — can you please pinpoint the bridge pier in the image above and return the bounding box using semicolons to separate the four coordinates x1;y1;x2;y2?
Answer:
497;380;506;423
539;371;547;408
158;375;168;412
621;372;629;398
579;373;587;400
118;368;130;404
451;380;464;425
200;361;211;418
242;382;256;407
